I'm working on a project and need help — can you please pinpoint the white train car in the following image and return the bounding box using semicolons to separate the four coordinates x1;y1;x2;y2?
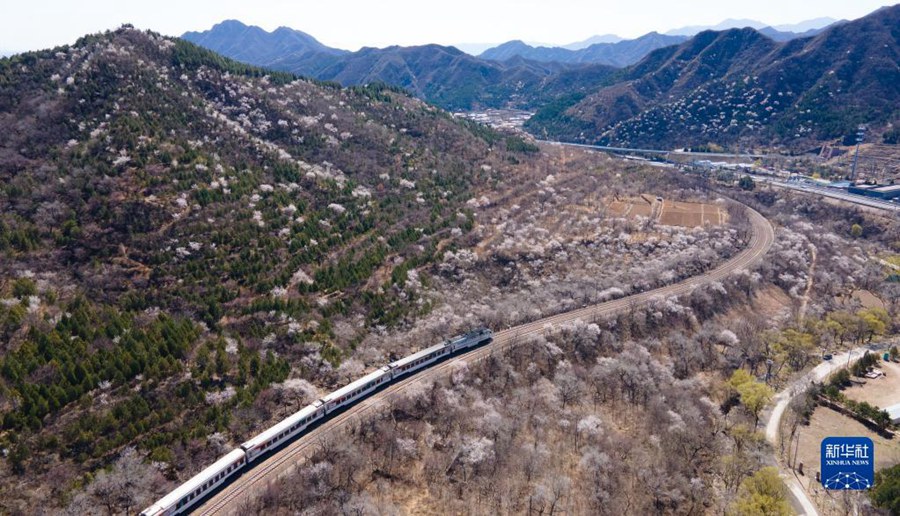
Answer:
389;328;493;379
388;342;452;379
140;328;493;516
241;401;325;463
140;448;247;516
320;366;392;414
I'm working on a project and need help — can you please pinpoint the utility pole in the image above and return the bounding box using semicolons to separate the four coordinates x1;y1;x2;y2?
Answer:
850;125;866;181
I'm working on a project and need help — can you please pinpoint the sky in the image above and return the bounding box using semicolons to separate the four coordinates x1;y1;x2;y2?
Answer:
0;0;892;54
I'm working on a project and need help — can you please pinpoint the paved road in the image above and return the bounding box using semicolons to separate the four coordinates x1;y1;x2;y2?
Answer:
752;177;900;213
874;257;900;271
194;202;775;515
763;344;891;516
539;140;773;159
543;140;900;213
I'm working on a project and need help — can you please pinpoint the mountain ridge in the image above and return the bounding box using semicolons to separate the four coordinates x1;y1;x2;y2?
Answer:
773;16;839;33
479;32;689;67
562;34;623;50
182;19;348;67
664;16;837;37
525;6;900;149
665;18;768;36
182;21;614;110
757;24;840;42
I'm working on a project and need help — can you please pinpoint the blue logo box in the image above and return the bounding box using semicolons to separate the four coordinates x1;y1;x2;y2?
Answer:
820;436;874;490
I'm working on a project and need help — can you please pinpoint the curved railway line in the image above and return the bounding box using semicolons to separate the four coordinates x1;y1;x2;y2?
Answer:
194;201;775;515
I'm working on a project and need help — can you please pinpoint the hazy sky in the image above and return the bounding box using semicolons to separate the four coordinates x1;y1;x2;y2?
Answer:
0;0;891;53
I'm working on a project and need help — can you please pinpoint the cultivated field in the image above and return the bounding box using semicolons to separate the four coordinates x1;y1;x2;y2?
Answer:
659;198;728;227
606;195;728;227
606;195;654;219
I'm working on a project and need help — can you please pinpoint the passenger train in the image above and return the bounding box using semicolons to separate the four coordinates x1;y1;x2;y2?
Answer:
140;328;493;516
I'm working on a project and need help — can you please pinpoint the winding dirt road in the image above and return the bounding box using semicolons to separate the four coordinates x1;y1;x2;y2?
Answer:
763;344;893;516
195;202;775;515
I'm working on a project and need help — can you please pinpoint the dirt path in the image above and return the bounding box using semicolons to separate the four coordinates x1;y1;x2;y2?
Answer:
798;243;817;320
762;344;892;516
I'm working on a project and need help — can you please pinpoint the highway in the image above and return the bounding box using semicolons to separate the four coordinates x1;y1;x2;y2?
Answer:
544;140;900;213
194;201;775;515
537;140;774;159
753;177;900;213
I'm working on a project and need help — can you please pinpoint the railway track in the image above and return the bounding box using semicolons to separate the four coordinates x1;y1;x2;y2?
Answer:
195;201;775;515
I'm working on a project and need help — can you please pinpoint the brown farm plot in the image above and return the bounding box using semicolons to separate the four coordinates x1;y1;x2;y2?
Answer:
606;195;727;228
606;196;653;219
659;199;728;227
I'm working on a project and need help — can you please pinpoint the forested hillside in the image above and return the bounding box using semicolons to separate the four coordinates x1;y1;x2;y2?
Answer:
526;5;900;149
0;26;527;511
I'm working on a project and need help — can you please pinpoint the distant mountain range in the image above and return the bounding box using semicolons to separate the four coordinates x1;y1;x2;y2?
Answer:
183;20;619;110
288;43;590;110
450;34;638;56
664;16;838;36
561;34;624;50
662;16;841;43
181;22;688;109
180;16;853;114
479;32;689;67
181;8;898;150
756;24;839;42
526;5;900;149
772;17;841;33
452;17;837;57
182;19;347;65
476;17;842;65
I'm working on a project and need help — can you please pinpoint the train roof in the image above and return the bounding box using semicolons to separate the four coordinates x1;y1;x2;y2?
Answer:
463;327;491;338
453;327;491;341
389;341;448;368
144;448;246;513
388;329;491;369
240;401;322;450
320;366;391;403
